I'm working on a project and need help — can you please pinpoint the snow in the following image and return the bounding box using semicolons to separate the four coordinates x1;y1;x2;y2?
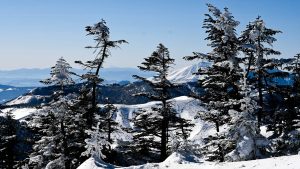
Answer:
147;62;210;84
78;154;300;169
109;96;203;129
6;95;45;106
1;108;37;120
167;62;210;84
260;126;274;138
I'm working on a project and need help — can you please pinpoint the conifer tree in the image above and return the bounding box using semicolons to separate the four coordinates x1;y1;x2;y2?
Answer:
29;96;87;169
184;4;243;162
270;53;300;155
83;98;120;163
285;53;300;93
28;58;85;169
0;110;17;169
185;4;242;133
41;57;74;90
100;99;119;144
225;86;269;161
239;16;281;127
75;19;127;129
133;43;193;161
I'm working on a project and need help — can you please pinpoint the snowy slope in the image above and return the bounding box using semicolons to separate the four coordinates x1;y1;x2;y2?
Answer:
104;96;211;143
6;95;46;106
78;154;300;169
167;62;210;84
1;108;37;120
112;96;203;128
0;86;34;104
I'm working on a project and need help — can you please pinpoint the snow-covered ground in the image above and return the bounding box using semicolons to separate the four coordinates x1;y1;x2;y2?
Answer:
112;96;204;128
1;107;37;120
78;153;300;169
6;94;46;106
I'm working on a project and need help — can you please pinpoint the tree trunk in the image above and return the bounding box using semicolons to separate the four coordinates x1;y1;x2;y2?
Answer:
61;120;70;169
215;120;220;133
245;52;254;79
257;70;263;129
90;43;107;129
257;35;263;130
108;119;112;144
160;100;168;161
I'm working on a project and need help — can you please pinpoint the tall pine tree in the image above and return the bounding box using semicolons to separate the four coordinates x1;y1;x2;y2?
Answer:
239;16;281;128
75;19;127;129
133;43;193;162
185;4;242;133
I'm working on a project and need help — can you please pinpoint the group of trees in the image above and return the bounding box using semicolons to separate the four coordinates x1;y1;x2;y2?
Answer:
0;18;191;168
1;3;300;169
184;4;300;162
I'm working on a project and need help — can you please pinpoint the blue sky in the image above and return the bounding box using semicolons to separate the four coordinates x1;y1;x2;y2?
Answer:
0;0;300;70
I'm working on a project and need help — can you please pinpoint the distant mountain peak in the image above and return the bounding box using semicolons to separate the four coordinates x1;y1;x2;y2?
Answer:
167;62;211;84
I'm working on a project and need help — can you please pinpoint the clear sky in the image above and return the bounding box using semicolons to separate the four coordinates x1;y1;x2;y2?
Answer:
0;0;300;70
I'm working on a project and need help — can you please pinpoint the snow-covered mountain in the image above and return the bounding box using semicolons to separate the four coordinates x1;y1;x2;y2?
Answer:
0;85;34;104
167;62;210;84
0;63;209;87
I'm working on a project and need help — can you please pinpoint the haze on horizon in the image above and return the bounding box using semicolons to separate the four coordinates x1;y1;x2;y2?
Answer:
0;0;300;70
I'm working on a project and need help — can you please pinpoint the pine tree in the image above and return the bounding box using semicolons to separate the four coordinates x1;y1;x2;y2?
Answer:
184;4;243;162
75;19;127;129
285;53;300;93
28;59;86;169
269;53;300;155
28;96;87;169
133;43;193;162
100;99;119;144
41;57;74;90
83;98;120;163
129;108;162;163
185;4;242;133
239;16;281;127
225;89;269;161
0;110;17;169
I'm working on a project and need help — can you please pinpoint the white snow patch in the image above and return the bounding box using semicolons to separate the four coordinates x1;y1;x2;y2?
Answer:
260;126;274;138
1;108;37;120
77;154;300;169
6;95;45;105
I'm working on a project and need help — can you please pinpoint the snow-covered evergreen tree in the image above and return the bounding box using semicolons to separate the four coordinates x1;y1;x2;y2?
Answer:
239;16;282;127
28;94;87;169
184;4;246;162
133;43;193;162
225;96;269;161
41;57;74;90
27;59;87;169
185;4;242;134
83;98;120;163
75;19;127;129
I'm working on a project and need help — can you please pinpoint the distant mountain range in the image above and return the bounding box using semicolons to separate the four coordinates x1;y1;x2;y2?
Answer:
0;67;154;87
0;62;210;87
0;62;210;104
